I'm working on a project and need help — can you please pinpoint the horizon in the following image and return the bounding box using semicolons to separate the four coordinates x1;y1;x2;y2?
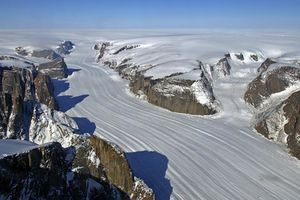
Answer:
1;0;299;30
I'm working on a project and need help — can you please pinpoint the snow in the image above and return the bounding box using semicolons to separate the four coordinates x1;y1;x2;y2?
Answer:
1;30;300;200
0;59;33;68
191;80;212;105
29;103;80;148
87;150;101;167
0;139;37;158
259;82;300;111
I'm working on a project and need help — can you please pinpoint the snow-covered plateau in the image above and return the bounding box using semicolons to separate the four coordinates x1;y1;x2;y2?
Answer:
0;30;300;200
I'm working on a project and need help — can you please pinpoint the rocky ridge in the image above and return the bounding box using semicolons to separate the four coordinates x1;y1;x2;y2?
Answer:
15;42;71;79
244;58;300;159
1;42;154;199
94;42;260;115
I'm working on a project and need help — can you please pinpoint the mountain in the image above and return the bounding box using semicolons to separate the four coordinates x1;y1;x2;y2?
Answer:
0;41;154;200
245;58;300;159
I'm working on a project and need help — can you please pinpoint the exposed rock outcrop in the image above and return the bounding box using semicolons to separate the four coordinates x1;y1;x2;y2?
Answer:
95;42;219;115
211;56;231;77
32;49;60;60
89;136;154;199
15;41;74;79
2;44;154;199
245;60;300;108
255;91;300;159
37;57;68;79
33;73;57;109
56;41;75;55
94;42;111;61
0;62;58;139
245;58;300;159
113;44;140;55
0;142;124;200
129;71;217;115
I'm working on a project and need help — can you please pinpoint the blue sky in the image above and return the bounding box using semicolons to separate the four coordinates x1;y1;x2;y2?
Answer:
0;0;299;30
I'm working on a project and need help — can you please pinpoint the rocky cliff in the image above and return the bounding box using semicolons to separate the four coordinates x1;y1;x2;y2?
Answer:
95;42;220;115
1;48;155;199
245;59;300;108
56;41;75;55
0;142;124;200
37;57;68;79
0;135;154;200
245;58;300;159
15;42;72;79
0;58;57;139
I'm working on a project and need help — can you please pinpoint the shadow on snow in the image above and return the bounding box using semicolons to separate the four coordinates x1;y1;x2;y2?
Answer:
52;68;95;134
126;151;173;200
72;117;96;134
68;68;81;76
56;94;89;112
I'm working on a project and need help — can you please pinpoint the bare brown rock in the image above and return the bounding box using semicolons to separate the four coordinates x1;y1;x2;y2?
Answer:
34;73;57;110
89;135;155;200
0;142;123;200
37;57;68;79
245;59;300;159
245;64;300;108
0;66;57;139
283;91;300;158
130;73;217;115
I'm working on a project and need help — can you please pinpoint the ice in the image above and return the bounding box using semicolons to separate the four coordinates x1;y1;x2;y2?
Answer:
0;139;37;158
1;30;300;200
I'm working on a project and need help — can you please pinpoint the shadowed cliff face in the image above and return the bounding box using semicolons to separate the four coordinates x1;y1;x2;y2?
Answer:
127;151;172;200
37;57;68;79
95;42;218;116
0;65;57;139
1;42;154;199
89;136;155;200
15;42;72;79
0;137;155;200
245;64;300;108
245;58;300;159
0;142;127;200
130;74;216;115
255;91;300;159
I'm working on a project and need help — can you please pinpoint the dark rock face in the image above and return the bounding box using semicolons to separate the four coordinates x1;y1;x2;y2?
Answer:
15;42;73;79
95;42;218;116
113;44;140;55
283;91;300;158
34;73;57;109
257;58;277;73
0;136;155;200
245;58;300;159
0;142;123;200
94;42;111;61
235;53;244;61
90;136;134;194
89;135;155;200
130;73;217;115
37;57;68;79
0;65;57;139
245;64;300;108
212;57;231;77
56;41;75;55
31;49;61;60
250;54;258;61
15;47;29;56
254;91;300;159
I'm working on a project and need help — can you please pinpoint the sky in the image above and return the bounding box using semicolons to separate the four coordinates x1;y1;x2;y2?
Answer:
0;0;299;30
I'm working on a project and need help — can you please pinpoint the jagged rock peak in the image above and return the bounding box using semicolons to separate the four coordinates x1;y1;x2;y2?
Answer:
56;40;75;55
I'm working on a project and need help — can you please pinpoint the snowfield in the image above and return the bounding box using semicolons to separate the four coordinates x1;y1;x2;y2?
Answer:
1;30;300;200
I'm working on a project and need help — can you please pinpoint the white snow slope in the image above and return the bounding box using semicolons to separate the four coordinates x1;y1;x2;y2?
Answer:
1;30;300;200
